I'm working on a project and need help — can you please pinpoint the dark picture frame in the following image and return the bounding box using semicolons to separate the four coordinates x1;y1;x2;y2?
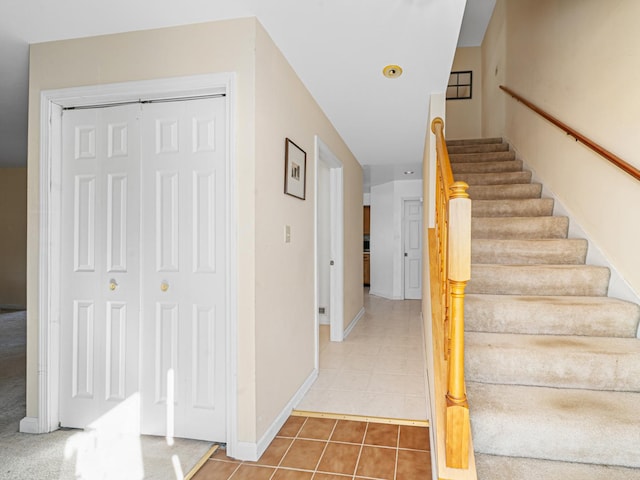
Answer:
284;138;307;200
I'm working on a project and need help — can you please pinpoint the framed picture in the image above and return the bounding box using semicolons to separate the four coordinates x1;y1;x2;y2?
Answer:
284;138;307;200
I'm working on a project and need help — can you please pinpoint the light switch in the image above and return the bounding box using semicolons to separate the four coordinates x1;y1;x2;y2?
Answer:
285;225;291;243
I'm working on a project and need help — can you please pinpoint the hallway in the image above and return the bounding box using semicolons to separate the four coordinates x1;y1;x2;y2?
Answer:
297;291;427;420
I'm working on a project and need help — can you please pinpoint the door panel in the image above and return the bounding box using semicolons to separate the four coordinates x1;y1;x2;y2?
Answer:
60;105;141;429
140;97;226;441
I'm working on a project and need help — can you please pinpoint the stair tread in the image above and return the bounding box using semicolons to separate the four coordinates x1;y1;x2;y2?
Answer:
468;264;611;296
472;216;569;239
468;183;542;200
468;382;640;467
472;198;554;217
448;143;510;154
455;171;533;186
472;238;587;265
476;454;640;480
450;151;516;163
451;159;523;173
466;332;640;391
465;294;640;337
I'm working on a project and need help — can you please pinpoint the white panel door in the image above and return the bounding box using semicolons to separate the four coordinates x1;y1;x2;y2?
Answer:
60;105;141;428
140;97;227;441
403;200;423;300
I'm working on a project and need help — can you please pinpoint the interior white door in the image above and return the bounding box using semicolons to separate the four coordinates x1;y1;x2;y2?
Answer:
60;104;141;428
139;97;227;441
403;200;423;300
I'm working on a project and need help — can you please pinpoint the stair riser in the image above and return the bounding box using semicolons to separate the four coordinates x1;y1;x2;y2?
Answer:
473;198;554;217
447;137;503;147
450;151;516;163
465;294;640;339
472;239;588;265
472;217;569;239
466;337;640;391
452;160;523;174
467;265;611;296
468;183;542;200
455;171;533;186
448;143;510;154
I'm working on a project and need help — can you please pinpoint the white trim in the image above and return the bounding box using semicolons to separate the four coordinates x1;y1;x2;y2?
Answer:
368;289;403;301
343;307;365;340
314;136;345;365
19;416;40;434
233;368;319;461
31;74;239;453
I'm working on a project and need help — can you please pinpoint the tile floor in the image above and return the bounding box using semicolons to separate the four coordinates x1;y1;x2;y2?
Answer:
193;415;431;480
297;291;427;420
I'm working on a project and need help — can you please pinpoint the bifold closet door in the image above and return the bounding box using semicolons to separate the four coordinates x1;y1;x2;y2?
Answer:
59;97;227;442
60;104;142;429
139;97;227;441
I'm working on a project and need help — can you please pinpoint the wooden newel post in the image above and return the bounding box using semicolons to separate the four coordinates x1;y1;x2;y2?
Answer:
445;181;471;469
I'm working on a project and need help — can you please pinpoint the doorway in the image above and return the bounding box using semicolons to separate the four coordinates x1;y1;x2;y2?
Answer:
314;137;344;354
33;75;237;448
403;199;423;300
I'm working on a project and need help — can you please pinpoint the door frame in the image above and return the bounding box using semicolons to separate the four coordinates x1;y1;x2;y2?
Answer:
30;74;239;451
314;136;344;361
401;197;423;300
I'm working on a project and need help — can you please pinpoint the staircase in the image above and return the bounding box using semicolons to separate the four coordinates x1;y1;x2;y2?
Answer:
446;138;640;479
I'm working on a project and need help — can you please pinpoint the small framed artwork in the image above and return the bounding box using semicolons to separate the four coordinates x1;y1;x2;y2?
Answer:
284;138;307;200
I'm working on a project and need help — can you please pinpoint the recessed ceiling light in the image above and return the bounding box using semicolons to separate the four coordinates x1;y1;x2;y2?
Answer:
383;65;403;79
404;170;414;175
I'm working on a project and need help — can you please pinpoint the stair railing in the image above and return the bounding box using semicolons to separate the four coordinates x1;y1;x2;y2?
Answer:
430;117;472;470
500;85;640;182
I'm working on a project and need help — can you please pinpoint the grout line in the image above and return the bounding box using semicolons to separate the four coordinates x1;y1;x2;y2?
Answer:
394;425;400;480
352;421;369;479
313;418;338;474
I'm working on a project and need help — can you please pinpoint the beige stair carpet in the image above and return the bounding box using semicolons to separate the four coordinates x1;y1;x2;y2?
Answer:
448;138;640;477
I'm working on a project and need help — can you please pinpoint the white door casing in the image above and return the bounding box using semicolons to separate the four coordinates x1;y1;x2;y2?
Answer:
403;199;423;300
32;75;237;451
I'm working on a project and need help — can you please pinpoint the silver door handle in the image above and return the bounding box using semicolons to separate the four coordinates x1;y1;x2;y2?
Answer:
330;260;335;265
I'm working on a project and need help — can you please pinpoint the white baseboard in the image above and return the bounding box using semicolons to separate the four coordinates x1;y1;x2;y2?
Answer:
232;368;319;461
19;416;40;434
344;307;365;339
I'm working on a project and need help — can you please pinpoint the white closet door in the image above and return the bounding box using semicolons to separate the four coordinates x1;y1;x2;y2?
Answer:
139;97;227;441
403;200;423;300
60;105;141;428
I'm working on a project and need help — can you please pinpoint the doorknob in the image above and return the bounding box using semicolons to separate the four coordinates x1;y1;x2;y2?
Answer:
404;253;408;257
330;260;335;266
109;279;118;291
160;281;169;292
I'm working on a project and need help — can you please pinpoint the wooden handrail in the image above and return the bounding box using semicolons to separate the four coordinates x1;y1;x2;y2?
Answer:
500;85;640;182
430;117;472;470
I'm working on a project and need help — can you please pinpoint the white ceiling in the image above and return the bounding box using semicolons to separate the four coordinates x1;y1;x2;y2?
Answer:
0;0;495;177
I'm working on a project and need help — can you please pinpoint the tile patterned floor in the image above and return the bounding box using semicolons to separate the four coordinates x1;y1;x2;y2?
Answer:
193;415;431;480
297;292;427;420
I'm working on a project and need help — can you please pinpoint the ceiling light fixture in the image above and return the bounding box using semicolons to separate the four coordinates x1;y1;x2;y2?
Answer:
404;170;414;175
382;65;403;79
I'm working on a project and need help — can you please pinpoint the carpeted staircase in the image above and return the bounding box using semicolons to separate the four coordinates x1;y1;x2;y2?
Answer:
446;138;640;479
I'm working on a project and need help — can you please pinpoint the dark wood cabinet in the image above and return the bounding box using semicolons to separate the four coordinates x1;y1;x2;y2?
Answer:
363;206;370;235
363;253;370;285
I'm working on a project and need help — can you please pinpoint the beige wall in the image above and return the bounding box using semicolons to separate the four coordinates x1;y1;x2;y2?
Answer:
482;0;640;296
445;47;482;139
253;23;362;438
481;0;507;138
0;168;27;307
28;17;362;446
